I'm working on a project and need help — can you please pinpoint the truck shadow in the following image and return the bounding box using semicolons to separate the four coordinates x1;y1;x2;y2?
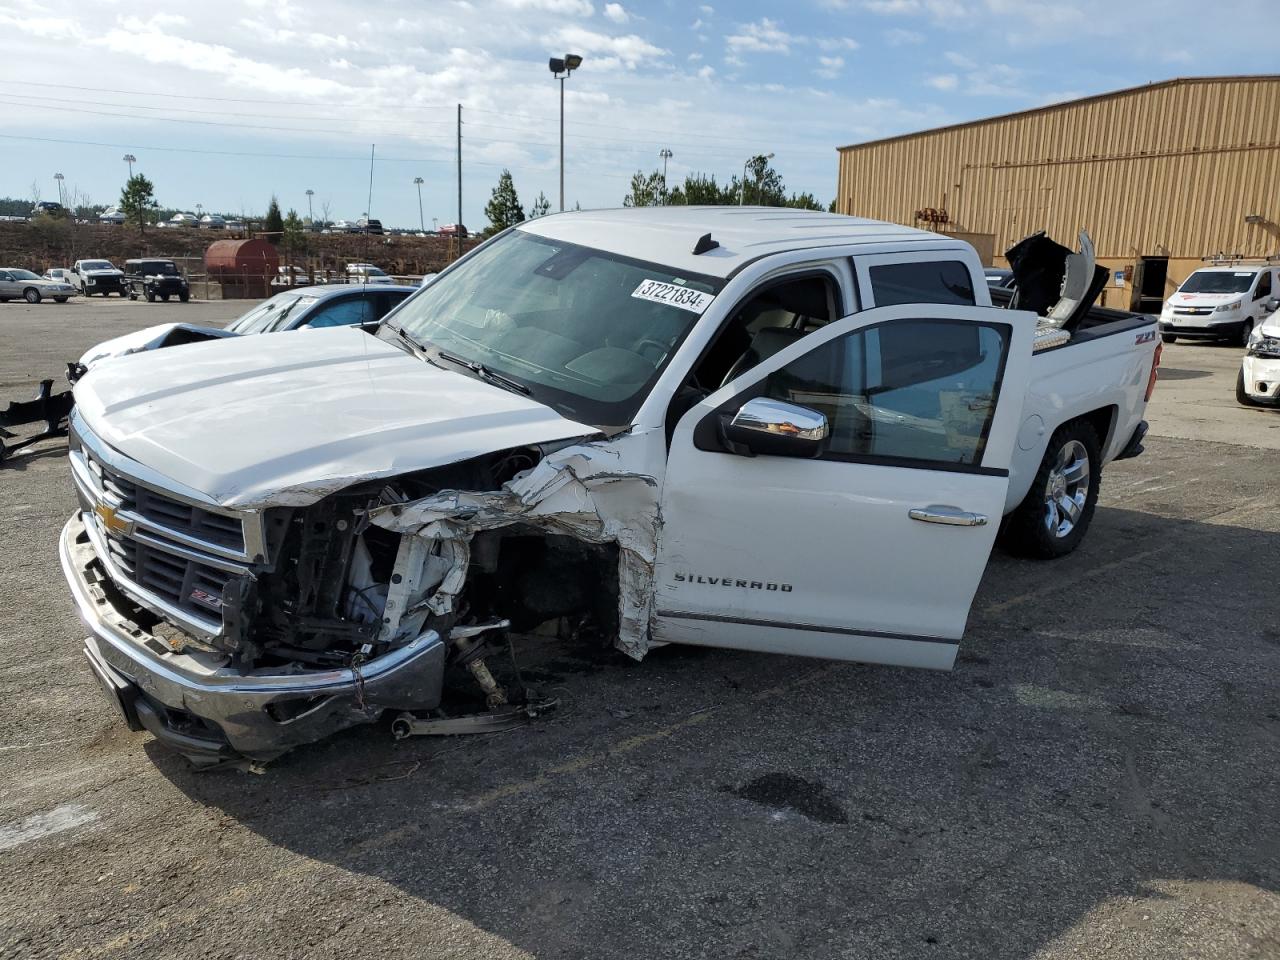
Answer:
153;503;1280;959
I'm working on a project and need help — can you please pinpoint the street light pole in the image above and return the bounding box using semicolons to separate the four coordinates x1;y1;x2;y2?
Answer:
413;177;425;232
305;189;314;227
53;172;65;209
122;154;135;179
549;54;584;213
659;148;673;204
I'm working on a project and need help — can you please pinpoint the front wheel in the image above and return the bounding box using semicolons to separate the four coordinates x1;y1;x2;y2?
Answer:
1161;333;1177;343
23;288;41;304
1239;319;1255;347
159;293;170;302
145;289;156;302
1237;368;1259;407
54;297;68;303
999;420;1102;559
179;292;190;303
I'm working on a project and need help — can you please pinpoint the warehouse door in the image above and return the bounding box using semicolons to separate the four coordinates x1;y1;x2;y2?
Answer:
1135;257;1168;313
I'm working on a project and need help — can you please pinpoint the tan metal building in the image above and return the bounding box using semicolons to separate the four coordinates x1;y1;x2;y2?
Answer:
835;75;1280;311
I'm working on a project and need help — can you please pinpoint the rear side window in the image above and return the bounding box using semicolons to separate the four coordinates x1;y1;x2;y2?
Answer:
304;296;375;329
869;261;975;307
1255;271;1272;300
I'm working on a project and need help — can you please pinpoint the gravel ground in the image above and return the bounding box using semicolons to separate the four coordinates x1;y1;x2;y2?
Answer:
1;299;1277;960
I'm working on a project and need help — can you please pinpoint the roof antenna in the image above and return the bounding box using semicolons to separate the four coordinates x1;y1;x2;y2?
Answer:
692;232;719;255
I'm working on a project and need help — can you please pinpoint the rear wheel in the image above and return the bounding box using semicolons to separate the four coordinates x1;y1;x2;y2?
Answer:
145;289;156;302
54;297;68;303
23;288;41;304
1236;368;1259;407
1161;333;1177;343
1000;420;1102;559
179;291;190;303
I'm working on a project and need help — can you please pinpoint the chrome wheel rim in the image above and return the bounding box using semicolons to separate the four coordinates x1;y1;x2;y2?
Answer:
1043;439;1089;539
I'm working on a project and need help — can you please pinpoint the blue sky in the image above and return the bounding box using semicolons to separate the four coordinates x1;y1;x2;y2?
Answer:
0;0;1273;229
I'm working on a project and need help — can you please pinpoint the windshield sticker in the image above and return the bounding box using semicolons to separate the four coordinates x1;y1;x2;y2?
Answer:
631;278;714;314
1235;272;1255;277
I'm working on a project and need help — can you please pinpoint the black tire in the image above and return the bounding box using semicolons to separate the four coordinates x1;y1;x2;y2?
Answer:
1236;368;1259;407
23;287;41;304
145;289;156;303
999;420;1102;559
159;293;170;302
1161;333;1177;343
54;297;68;303
179;292;190;303
1239;319;1255;348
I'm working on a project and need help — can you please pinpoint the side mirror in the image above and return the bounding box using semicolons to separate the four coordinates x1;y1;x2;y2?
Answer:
1268;298;1279;312
724;397;829;458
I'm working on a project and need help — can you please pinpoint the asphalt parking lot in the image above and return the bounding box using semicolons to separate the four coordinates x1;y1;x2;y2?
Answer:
1;299;1278;960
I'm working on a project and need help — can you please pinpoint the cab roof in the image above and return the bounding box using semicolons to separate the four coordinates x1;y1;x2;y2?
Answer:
517;207;968;279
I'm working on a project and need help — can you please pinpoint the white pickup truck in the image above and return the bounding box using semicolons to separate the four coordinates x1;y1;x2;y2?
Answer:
60;209;1160;765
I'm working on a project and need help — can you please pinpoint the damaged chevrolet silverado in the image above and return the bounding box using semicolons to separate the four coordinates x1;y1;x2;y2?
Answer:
60;208;1160;766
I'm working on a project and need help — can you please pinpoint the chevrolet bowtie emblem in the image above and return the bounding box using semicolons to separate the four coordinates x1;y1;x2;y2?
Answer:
94;502;133;537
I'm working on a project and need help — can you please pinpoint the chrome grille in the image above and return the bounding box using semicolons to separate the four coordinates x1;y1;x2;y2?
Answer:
84;447;246;554
103;535;235;618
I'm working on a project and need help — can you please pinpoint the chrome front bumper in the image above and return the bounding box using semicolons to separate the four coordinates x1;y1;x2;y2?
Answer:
60;515;446;762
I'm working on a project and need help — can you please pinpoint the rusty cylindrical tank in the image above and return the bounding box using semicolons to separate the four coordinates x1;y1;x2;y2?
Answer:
204;239;280;299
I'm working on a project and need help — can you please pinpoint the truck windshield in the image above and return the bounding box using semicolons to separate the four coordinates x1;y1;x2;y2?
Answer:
81;261;113;270
1179;271;1256;294
386;229;723;425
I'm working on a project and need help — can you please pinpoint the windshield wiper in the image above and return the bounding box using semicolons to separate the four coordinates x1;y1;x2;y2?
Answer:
435;348;531;396
394;324;428;353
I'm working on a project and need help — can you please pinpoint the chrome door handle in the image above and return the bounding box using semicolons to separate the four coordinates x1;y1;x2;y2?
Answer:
909;505;989;527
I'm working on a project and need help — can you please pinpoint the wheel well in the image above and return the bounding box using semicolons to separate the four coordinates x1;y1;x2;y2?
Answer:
1072;406;1116;453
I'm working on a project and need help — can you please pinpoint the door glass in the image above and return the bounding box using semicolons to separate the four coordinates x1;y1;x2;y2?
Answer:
869;261;975;306
1255;271;1272;300
759;318;1008;467
301;297;372;329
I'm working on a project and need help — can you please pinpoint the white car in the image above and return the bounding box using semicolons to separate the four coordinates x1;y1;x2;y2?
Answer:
1239;305;1280;406
1159;264;1278;346
43;268;75;285
346;264;395;284
61;208;1158;765
199;215;226;230
0;268;76;303
98;208;126;225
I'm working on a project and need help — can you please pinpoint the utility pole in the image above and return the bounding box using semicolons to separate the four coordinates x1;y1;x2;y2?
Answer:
305;188;314;227
659;148;673;204
413;177;425;233
456;103;463;259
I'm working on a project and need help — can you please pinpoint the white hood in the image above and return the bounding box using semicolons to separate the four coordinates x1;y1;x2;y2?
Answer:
72;327;597;508
79;323;238;369
1167;291;1239;307
82;268;124;277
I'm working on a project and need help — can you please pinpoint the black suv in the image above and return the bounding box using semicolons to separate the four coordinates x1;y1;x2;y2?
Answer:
125;259;191;303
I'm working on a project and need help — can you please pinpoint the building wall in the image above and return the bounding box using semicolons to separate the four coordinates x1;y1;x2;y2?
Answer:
835;76;1280;308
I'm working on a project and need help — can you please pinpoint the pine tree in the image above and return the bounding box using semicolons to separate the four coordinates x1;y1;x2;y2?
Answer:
622;171;666;207
119;174;157;234
264;196;284;235
282;209;306;253
528;191;551;219
484;170;525;235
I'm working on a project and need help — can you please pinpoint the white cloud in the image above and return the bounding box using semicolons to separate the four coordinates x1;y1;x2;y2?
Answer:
726;17;794;53
926;73;958;90
499;0;593;14
697;64;714;79
691;17;703;29
817;36;859;51
884;27;924;43
547;25;666;67
699;4;714;13
687;51;702;61
815;55;844;79
944;50;976;68
602;2;628;23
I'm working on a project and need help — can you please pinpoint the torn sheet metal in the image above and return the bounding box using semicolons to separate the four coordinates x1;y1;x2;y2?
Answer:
370;434;661;660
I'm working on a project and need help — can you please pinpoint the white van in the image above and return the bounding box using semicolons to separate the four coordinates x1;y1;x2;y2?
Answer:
1159;264;1278;346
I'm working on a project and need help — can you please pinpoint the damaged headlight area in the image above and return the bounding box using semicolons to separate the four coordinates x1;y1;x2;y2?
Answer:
66;433;658;765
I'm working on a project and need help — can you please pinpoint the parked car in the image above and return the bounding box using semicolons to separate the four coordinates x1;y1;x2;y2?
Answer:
346;263;395;284
74;284;418;374
43;268;75;284
124;259;191;303
199;215;226;230
272;265;317;287
71;259;128;297
158;213;200;229
0;268;76;303
356;217;384;235
60;208;1159;766
224;220;246;233
331;219;358;233
1238;304;1280;406
32;201;65;218
437;223;468;238
1159;263;1278;345
98;208;126;225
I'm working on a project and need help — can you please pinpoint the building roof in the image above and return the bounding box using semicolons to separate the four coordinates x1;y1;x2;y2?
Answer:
519;206;964;279
837;74;1280;153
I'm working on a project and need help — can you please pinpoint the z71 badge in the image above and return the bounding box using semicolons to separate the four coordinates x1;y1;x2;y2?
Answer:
1135;329;1157;344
